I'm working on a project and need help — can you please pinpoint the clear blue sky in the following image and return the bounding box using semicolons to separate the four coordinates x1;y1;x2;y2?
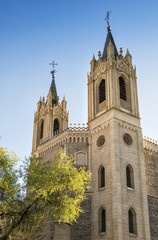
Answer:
0;0;158;160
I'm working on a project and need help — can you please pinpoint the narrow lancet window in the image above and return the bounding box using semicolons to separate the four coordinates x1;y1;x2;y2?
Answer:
99;166;105;189
126;165;134;189
119;77;126;100
100;209;106;233
99;80;106;103
53;119;59;135
128;208;137;235
40;120;44;139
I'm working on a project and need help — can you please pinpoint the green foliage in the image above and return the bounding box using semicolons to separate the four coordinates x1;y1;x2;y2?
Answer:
0;149;91;240
0;148;20;212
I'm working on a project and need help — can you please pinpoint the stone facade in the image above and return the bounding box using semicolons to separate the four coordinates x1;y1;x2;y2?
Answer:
144;144;158;240
31;25;158;240
71;196;91;240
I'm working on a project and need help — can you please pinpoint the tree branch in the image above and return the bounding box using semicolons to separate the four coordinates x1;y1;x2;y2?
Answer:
0;203;33;240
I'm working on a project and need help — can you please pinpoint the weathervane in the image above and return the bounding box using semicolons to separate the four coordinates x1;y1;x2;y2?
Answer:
49;61;58;79
105;11;111;31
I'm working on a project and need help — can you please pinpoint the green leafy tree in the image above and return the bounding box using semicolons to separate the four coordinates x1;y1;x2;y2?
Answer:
0;148;91;240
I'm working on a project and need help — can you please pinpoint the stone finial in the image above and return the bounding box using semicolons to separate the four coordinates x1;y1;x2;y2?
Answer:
90;54;96;71
47;90;53;107
37;97;42;112
42;97;45;103
98;51;101;59
124;48;132;65
62;95;67;111
119;47;123;56
126;48;130;55
92;54;96;61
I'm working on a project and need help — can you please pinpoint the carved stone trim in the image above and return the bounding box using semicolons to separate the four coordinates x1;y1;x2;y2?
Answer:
38;125;90;157
91;122;109;135
118;122;137;132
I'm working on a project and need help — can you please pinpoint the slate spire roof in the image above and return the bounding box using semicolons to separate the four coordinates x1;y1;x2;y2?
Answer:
50;71;58;106
102;27;118;60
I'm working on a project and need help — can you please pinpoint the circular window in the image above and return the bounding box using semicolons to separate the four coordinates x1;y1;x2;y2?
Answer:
123;133;133;145
97;135;105;147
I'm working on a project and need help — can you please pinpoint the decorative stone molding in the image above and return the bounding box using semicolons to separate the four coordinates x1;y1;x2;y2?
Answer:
91;122;109;135
117;60;128;73
38;123;90;157
68;123;88;131
118;122;137;132
143;136;158;153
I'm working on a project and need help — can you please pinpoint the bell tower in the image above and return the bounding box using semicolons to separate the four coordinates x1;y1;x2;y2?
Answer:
32;70;68;155
88;29;139;123
88;16;150;240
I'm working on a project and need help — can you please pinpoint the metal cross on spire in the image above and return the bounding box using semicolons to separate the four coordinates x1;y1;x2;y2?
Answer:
105;11;111;30
49;61;58;79
49;61;58;72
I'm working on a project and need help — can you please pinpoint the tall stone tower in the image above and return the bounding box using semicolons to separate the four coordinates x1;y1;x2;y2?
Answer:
31;20;155;240
32;70;69;158
88;23;151;239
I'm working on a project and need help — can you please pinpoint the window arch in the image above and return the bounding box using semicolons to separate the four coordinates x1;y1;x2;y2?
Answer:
119;77;126;100
99;208;106;233
40;120;44;139
126;165;134;189
99;79;106;103
128;208;137;235
98;166;105;189
53;119;59;135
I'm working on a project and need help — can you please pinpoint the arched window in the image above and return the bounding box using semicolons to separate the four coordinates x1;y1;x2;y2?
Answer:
99;79;106;103
119;77;126;100
99;208;106;233
128;208;137;235
40;120;44;139
53;119;59;135
98;166;105;189
126;165;134;189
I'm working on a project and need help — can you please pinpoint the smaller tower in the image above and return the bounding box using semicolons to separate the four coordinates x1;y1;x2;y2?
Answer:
32;70;68;155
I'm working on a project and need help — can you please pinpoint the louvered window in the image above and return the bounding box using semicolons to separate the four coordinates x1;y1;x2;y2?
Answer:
40;120;44;139
99;80;106;103
101;209;106;233
119;77;126;100
53;119;59;135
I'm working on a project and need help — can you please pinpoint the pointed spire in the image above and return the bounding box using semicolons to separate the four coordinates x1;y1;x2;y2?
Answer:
49;71;58;106
124;48;132;65
102;27;118;60
126;48;130;55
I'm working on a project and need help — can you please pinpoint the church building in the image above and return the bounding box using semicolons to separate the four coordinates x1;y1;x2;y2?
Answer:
32;19;158;240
